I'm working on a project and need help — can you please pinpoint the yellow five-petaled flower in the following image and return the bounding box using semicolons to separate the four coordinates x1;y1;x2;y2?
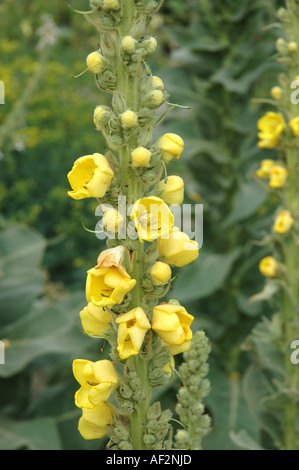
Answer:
73;359;118;409
67;153;114;200
130;196;174;242
115;307;151;360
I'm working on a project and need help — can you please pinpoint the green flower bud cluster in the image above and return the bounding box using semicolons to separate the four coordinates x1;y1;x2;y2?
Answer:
148;333;173;387
175;330;212;450
107;414;133;450
115;360;145;411
143;402;173;450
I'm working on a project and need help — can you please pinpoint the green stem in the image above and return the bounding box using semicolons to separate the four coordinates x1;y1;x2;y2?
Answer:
115;0;152;450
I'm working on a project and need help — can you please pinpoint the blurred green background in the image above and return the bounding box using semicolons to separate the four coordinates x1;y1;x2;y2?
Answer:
0;0;285;450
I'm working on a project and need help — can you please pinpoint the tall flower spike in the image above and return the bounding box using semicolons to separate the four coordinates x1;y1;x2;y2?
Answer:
67;0;210;448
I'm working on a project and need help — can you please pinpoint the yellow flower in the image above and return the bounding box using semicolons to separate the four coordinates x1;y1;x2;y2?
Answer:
257;112;285;148
271;86;282;100
120;109;138;129
86;266;136;307
157;133;184;162
73;359;118;409
152;76;164;91
259;256;278;278
157;175;184;205
273;210;294;234
256;159;275;179
121;35;137;53
86;51;104;73
131;147;152;167
67;154;114;200
78;402;113;440
158;227;199;267
115;307;151;359
79;303;112;337
289;116;299;136
145;89;164;108
150;261;172;286
152;304;194;356
130;196;174;242
269;165;288;188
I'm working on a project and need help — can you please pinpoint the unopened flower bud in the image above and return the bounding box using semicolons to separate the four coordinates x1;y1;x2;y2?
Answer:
131;146;152;167
103;0;120;10
120;109;138;129
86;51;105;73
157;175;184;205
142;37;158;54
152;76;164;91
93;105;109;129
271;86;282;100
157;133;184;162
144;89;164;108
102;208;124;233
150;261;171;286
121;35;137;54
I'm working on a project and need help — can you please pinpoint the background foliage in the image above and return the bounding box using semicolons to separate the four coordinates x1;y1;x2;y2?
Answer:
0;0;287;450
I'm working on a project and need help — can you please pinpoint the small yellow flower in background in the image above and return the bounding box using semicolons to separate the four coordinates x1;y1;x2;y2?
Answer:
86;266;136;307
256;159;275;179
157;133;184;162
86;51;105;74
271;86;282;100
152;76;164;91
67;154;114;200
103;0;120;10
273;210;294;234
79;302;112;337
152;303;194;356
288;41;297;52
157;175;184;206
257;112;285;149
269;165;288;188
289;116;299;136
73;359;118;409
121;35;137;53
150;261;172;286
130;196;174;242
259;256;278;278
115;307;151;359
158;227;199;267
120;109;138;129
78;402;114;440
131;146;152;167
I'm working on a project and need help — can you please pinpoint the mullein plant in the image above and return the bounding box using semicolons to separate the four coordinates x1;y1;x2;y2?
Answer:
248;0;299;450
67;0;211;450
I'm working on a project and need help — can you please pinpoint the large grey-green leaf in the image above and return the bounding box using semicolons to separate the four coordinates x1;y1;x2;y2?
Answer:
223;180;268;227
0;292;89;377
0;417;61;450
0;226;46;323
174;249;241;302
